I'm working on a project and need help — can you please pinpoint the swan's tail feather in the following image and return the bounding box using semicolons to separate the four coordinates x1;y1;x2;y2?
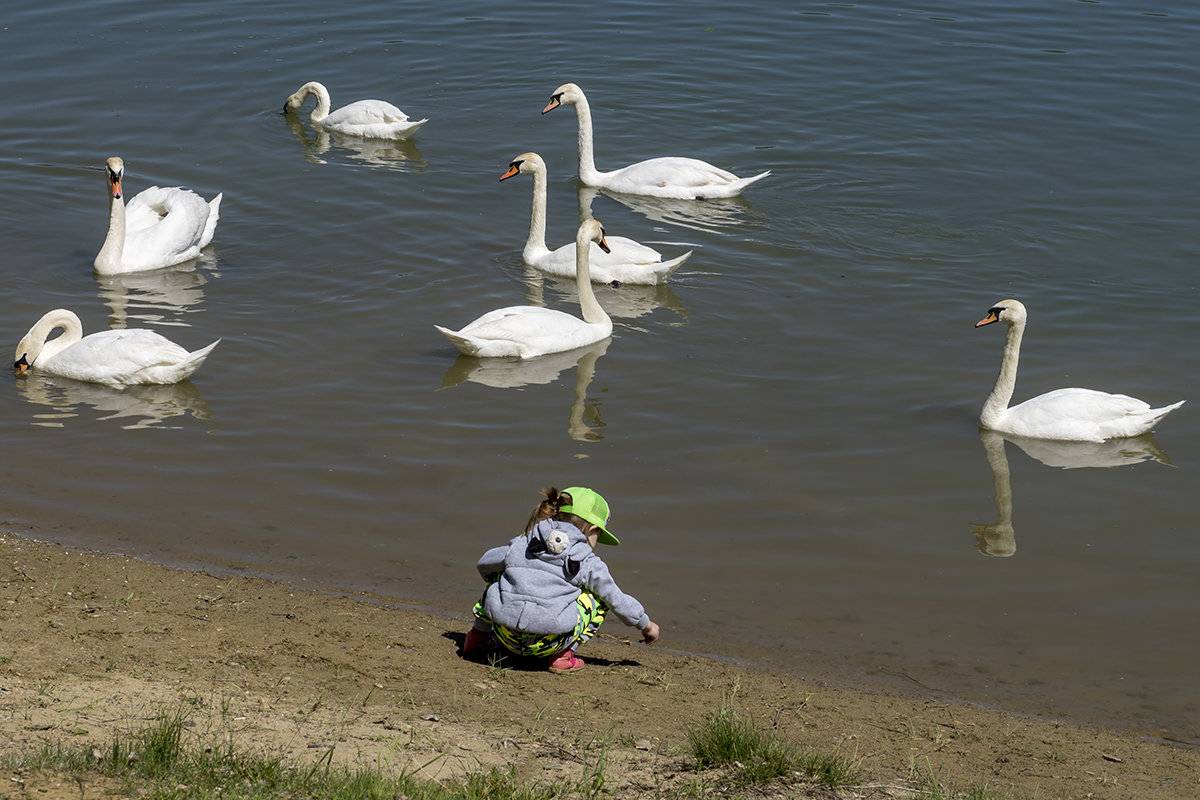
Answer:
737;170;771;190
1144;399;1185;427
200;194;223;248
434;325;479;356
653;250;692;283
702;169;769;199
400;119;429;137
180;339;221;378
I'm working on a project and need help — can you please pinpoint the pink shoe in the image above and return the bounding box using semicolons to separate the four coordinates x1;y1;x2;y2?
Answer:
463;627;491;657
547;650;584;674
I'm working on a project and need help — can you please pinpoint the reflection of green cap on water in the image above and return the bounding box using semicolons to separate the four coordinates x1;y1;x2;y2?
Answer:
561;487;620;545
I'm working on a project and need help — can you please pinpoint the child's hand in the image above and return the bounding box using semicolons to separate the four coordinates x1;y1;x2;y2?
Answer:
641;621;660;644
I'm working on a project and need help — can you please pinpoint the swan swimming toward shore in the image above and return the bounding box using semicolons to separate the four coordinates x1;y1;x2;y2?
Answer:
94;157;222;275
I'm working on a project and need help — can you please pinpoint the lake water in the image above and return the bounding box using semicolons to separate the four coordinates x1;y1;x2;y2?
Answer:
3;1;1198;744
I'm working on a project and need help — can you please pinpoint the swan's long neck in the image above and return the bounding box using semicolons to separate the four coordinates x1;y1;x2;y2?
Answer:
95;186;126;271
982;319;1024;427
523;165;550;261
575;230;609;326
304;82;332;122
570;96;601;184
20;310;84;366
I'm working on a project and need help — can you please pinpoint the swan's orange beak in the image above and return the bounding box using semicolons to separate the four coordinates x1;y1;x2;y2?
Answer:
110;178;122;200
542;95;562;114
499;164;519;182
975;310;1000;328
14;355;29;376
598;235;611;254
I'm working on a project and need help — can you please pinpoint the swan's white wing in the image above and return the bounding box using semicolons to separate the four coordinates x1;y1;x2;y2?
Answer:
321;99;428;139
613;157;740;187
330;99;412;124
602;157;770;199
122;187;213;270
43;330;179;383
199;194;222;248
1003;389;1182;442
457;306;587;342
40;330;218;386
437;306;605;359
534;237;690;285
596;236;665;265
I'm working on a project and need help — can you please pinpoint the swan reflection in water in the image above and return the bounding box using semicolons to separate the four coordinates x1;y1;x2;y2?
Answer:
578;185;756;235
520;265;688;324
440;339;610;442
283;114;425;172
971;429;1172;557
95;256;216;330
15;372;212;430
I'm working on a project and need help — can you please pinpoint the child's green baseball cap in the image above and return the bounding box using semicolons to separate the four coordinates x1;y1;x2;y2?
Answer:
561;487;620;545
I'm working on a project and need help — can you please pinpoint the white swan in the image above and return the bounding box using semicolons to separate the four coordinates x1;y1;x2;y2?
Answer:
975;299;1184;442
283;81;427;139
500;152;691;285
541;83;770;200
94;157;222;276
14;309;220;387
435;220;613;359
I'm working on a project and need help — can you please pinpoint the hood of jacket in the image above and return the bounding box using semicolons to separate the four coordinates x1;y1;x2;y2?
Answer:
480;519;592;635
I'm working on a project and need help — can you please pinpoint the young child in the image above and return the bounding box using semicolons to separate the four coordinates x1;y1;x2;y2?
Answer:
462;486;660;673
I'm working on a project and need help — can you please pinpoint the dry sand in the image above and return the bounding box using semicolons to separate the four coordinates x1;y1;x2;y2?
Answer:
1;534;1196;799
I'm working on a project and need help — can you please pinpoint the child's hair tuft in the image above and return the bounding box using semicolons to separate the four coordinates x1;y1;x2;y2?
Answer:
525;487;569;534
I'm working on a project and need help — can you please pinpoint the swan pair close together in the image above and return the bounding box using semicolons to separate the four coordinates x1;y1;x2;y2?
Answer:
14;309;219;387
976;299;1183;442
501;152;691;285
283;81;427;139
542;82;770;200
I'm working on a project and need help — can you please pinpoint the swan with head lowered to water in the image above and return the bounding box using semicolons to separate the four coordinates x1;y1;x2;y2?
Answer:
283;81;427;139
975;299;1183;442
500;152;691;285
435;219;614;359
541;83;770;200
14;309;219;387
94;157;222;276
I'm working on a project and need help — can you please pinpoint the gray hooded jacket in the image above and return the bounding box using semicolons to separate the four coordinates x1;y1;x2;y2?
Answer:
477;519;650;636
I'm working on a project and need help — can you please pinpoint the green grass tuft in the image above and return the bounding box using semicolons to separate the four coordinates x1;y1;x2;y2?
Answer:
1;701;1030;800
463;765;560;800
686;703;859;788
909;756;1040;800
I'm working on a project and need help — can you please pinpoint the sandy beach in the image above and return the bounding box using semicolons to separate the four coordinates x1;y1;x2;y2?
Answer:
1;533;1195;799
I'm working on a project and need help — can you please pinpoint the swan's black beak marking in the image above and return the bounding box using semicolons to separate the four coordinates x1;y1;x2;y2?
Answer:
108;168;123;199
500;160;523;182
